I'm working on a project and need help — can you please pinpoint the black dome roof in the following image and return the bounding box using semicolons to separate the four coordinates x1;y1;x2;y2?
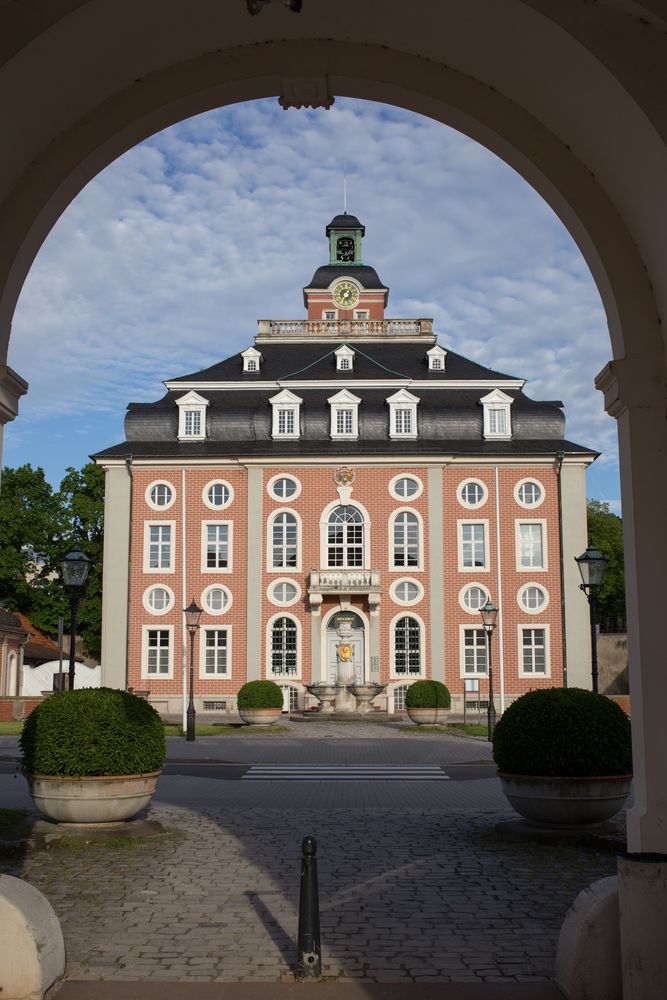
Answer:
326;213;365;236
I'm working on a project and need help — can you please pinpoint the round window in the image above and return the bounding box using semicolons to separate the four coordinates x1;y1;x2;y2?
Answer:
458;480;487;508
143;585;174;615
202;586;232;615
268;579;301;607
268;475;301;501
146;481;175;509
460;584;489;613
519;584;548;613
203;481;233;510
389;475;423;501
390;578;423;606
516;480;544;508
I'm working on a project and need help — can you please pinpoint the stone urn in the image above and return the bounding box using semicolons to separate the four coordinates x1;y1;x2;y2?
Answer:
406;706;451;725
498;773;633;829
28;772;160;824
238;708;282;726
306;683;338;714
350;683;386;715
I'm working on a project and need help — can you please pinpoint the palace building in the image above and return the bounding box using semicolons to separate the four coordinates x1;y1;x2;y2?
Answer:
93;211;595;718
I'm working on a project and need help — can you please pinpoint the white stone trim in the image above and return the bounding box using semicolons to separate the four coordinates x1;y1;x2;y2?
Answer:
267;507;302;573
145;480;176;511
457;519;490;572
389;611;425;680
517;582;550;614
266;612;302;680
388;473;423;501
267;473;302;501
458;582;491;615
199;625;232;679
517;623;551;678
202;480;234;511
459;623;489;678
200;583;233;616
328;388;361;439
480;388;513;440
141;624;174;680
514;477;545;509
269;388;302;440
142;584;175;616
457;478;488;509
176;390;208;441
143;520;176;574
334;345;355;372
267;577;302;608
427;345;447;371
389;577;424;607
388;507;424;572
386;388;420;439
201;520;233;574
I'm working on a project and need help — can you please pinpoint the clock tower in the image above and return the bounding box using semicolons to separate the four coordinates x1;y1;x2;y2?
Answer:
303;212;388;322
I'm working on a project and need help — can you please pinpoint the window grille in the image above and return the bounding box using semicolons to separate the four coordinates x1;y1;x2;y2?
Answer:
394;617;421;674
147;630;170;674
327;506;364;567
149;524;171;569
393;511;419;567
461;523;486;567
522;628;546;673
204;629;228;675
272;512;298;568
463;629;487;674
271;617;298;675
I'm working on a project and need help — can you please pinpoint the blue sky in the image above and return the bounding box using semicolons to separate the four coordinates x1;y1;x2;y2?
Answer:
5;98;620;510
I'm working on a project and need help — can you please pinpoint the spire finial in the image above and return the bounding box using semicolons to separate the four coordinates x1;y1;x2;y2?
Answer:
343;161;347;214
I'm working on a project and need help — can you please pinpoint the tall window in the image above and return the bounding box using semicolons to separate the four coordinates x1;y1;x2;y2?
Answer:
487;408;507;435
146;629;170;675
392;511;420;568
203;629;228;675
272;512;298;568
521;628;547;674
518;523;544;568
461;523;486;568
327;506;364;567
394;616;421;675
148;524;171;570
271;617;298;675
463;629;487;674
394;409;413;435
278;409;295;435
336;409;354;435
205;524;229;569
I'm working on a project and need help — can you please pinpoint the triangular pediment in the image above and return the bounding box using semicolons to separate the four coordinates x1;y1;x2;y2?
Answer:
241;347;262;359
269;389;302;405
479;388;514;405
328;388;361;405
176;390;209;407
386;389;420;405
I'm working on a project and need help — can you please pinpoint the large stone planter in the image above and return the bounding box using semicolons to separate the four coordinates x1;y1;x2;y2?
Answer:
498;772;632;829
238;708;282;726
406;706;450;725
28;772;160;824
350;683;386;715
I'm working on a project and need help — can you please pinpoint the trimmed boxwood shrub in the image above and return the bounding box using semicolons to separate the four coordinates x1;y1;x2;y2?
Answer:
492;687;632;777
237;680;283;710
405;679;451;709
20;687;166;778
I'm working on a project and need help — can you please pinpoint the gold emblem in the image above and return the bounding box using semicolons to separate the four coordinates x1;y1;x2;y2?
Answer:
334;466;356;487
338;644;352;662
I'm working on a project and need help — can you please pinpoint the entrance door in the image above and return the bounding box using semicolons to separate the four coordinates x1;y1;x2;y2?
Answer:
326;610;365;685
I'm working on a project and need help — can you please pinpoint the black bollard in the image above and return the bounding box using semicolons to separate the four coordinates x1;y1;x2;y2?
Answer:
296;835;322;980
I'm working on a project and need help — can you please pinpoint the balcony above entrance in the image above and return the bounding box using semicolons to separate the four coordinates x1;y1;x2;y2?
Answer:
308;569;381;615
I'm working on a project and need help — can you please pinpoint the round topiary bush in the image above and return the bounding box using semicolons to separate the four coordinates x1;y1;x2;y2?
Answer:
405;679;452;709
20;687;166;777
492;687;632;777
237;680;283;710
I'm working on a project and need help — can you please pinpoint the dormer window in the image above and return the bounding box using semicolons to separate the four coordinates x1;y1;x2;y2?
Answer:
176;391;208;441
335;345;355;372
241;347;262;373
386;389;419;440
480;388;513;440
328;389;361;439
269;389;302;440
427;345;447;371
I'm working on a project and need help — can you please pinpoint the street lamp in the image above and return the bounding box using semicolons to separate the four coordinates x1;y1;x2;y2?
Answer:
184;599;202;742
480;600;498;742
575;544;608;694
60;545;91;691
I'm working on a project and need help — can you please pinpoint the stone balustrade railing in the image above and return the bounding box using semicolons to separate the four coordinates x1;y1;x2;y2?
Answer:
257;318;433;337
309;569;381;591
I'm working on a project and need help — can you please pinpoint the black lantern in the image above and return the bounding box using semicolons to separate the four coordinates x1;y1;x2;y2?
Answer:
184;599;202;741
60;545;91;690
479;600;498;741
575;545;608;693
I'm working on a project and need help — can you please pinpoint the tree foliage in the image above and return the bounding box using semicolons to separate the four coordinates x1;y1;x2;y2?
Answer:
0;462;104;658
586;500;626;629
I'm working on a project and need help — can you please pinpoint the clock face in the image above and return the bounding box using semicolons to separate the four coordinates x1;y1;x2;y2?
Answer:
333;281;359;308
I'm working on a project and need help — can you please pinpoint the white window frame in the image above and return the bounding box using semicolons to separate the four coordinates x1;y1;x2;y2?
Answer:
517;582;549;614
320;499;370;570
176;390;208;441
518;624;551;678
386;389;419;440
241;347;262;373
389;577;424;608
323;309;337;321
354;310;369;321
515;478;545;509
266;613;302;679
459;624;489;678
457;519;489;572
388;474;423;501
335;345;355;372
390;612;425;679
458;583;491;615
328;389;361;440
143;520;175;574
141;624;174;679
457;478;488;510
267;577;302;608
145;480;176;511
201;520;233;574
269;389;302;440
480;388;513;440
267;508;302;573
267;473;302;501
199;625;232;679
142;584;175;616
200;584;232;616
516;519;548;571
426;345;447;371
202;480;234;511
389;508;424;572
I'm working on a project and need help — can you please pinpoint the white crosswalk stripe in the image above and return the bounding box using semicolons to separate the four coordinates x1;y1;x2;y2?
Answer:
241;764;449;781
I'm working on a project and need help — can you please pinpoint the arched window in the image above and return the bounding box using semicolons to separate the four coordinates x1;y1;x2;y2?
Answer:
327;506;364;567
270;617;298;676
392;510;420;568
271;512;298;569
394;616;421;675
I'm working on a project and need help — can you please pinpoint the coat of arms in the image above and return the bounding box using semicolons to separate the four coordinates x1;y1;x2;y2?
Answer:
333;466;356;487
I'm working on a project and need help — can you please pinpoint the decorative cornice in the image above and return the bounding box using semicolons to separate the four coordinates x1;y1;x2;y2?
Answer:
0;364;29;424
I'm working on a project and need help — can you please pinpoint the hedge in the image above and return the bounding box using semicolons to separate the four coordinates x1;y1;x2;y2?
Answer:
405;679;452;709
237;680;283;710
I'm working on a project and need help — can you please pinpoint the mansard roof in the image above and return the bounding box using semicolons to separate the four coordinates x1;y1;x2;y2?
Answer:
304;265;387;304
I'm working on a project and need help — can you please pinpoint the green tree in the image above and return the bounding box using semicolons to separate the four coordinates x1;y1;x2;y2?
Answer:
58;463;105;659
586;499;626;629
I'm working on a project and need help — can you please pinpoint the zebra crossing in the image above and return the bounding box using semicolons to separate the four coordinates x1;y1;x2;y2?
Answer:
241;763;449;781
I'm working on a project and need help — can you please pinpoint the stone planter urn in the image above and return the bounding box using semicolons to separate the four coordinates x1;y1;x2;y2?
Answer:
238;708;282;726
406;706;450;725
350;683;386;715
305;683;338;714
498;773;633;829
28;772;160;824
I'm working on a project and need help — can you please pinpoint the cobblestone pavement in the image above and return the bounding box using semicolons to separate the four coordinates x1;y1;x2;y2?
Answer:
0;725;619;986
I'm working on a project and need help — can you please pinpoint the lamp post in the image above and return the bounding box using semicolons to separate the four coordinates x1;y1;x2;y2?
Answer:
480;600;498;742
575;544;608;694
184;599;202;742
60;545;91;691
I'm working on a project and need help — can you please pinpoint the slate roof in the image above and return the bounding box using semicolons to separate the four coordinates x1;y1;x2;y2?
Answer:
303;265;387;304
326;213;365;234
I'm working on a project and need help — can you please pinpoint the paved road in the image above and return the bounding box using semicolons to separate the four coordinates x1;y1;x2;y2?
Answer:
0;723;618;986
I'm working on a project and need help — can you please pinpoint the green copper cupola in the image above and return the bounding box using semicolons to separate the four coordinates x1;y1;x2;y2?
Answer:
326;212;365;266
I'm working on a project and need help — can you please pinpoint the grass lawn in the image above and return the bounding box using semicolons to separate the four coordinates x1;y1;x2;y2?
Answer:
399;722;488;737
0;721;23;736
